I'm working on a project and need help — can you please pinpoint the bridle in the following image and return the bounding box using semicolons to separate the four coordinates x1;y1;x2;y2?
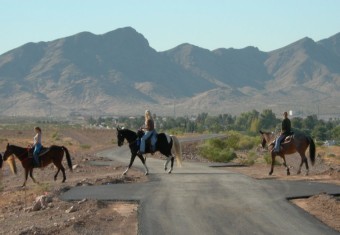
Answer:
4;145;30;161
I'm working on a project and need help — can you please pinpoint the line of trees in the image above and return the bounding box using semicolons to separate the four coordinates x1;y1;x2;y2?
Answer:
87;109;340;142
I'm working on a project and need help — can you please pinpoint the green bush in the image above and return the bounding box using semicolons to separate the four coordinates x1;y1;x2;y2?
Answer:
225;132;240;149
263;153;281;165
198;131;260;163
198;144;237;162
242;151;257;165
207;138;228;149
225;131;260;150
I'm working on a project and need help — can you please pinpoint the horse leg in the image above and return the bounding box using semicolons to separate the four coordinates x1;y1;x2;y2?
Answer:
123;154;137;175
137;154;149;175
22;169;29;187
60;166;66;182
281;155;290;176
269;155;275;175
54;168;60;181
297;152;309;175
168;156;175;174
300;153;309;176
164;156;171;172
29;169;38;184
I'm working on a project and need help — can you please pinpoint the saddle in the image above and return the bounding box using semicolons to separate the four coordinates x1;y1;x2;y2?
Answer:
137;129;157;153
282;135;293;144
28;146;51;158
270;132;294;146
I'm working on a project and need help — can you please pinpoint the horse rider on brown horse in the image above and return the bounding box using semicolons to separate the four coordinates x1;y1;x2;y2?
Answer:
273;111;291;153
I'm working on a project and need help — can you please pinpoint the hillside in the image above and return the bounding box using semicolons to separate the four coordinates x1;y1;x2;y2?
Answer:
0;27;339;117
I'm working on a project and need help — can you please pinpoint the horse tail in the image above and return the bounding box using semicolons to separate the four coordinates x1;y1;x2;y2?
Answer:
8;156;17;175
62;146;73;172
171;135;183;167
307;137;316;166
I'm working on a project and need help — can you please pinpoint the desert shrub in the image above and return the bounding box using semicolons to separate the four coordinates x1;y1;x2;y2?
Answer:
326;153;340;160
242;151;257;165
80;144;91;149
263;153;281;165
207;138;228;149
33;182;51;195
237;135;260;150
225;131;260;150
52;132;60;140
198;138;237;162
327;153;336;158
225;132;240;149
198;131;260;162
198;144;237;162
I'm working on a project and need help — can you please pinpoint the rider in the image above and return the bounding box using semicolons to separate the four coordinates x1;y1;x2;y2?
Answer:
138;110;157;154
273;111;291;153
32;126;42;167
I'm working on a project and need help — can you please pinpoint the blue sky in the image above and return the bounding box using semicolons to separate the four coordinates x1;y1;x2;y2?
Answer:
1;0;339;55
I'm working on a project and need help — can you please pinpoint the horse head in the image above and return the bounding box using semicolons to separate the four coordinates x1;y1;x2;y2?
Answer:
3;143;13;161
116;127;125;146
259;131;276;148
2;144;18;175
259;131;268;148
116;128;138;146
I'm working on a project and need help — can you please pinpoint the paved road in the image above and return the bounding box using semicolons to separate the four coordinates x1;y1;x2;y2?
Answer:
61;143;340;235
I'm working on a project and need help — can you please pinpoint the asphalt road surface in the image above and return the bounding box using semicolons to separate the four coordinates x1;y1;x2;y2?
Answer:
61;140;340;235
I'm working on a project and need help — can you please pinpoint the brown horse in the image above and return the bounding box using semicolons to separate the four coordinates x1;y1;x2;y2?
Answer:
2;143;73;187
259;131;315;176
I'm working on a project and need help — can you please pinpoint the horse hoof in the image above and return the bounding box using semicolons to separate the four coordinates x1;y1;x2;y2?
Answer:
168;171;172;174
145;172;149;176
164;168;167;171
287;171;290;176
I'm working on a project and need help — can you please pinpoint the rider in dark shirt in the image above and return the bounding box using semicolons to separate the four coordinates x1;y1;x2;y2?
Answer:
273;111;291;153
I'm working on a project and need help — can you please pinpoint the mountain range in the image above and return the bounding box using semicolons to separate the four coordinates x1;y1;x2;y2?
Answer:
0;27;339;118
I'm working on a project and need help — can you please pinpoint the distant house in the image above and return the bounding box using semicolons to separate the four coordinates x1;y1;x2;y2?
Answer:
324;140;336;146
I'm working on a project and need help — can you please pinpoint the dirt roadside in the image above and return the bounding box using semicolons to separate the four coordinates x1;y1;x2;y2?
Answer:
0;129;339;234
0;128;146;235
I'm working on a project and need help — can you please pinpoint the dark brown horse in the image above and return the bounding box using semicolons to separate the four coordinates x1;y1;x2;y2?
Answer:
259;131;315;176
2;143;73;187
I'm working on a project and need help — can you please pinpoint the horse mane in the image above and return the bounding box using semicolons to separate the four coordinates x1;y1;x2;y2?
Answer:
8;156;17;175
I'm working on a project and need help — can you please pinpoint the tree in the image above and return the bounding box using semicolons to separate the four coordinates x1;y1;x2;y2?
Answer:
312;125;328;141
235;110;259;131
259;109;278;130
331;125;340;141
291;117;303;130
303;115;318;130
250;118;260;133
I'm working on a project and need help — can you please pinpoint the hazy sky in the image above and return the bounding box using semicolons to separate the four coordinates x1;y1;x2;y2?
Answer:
1;0;339;55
